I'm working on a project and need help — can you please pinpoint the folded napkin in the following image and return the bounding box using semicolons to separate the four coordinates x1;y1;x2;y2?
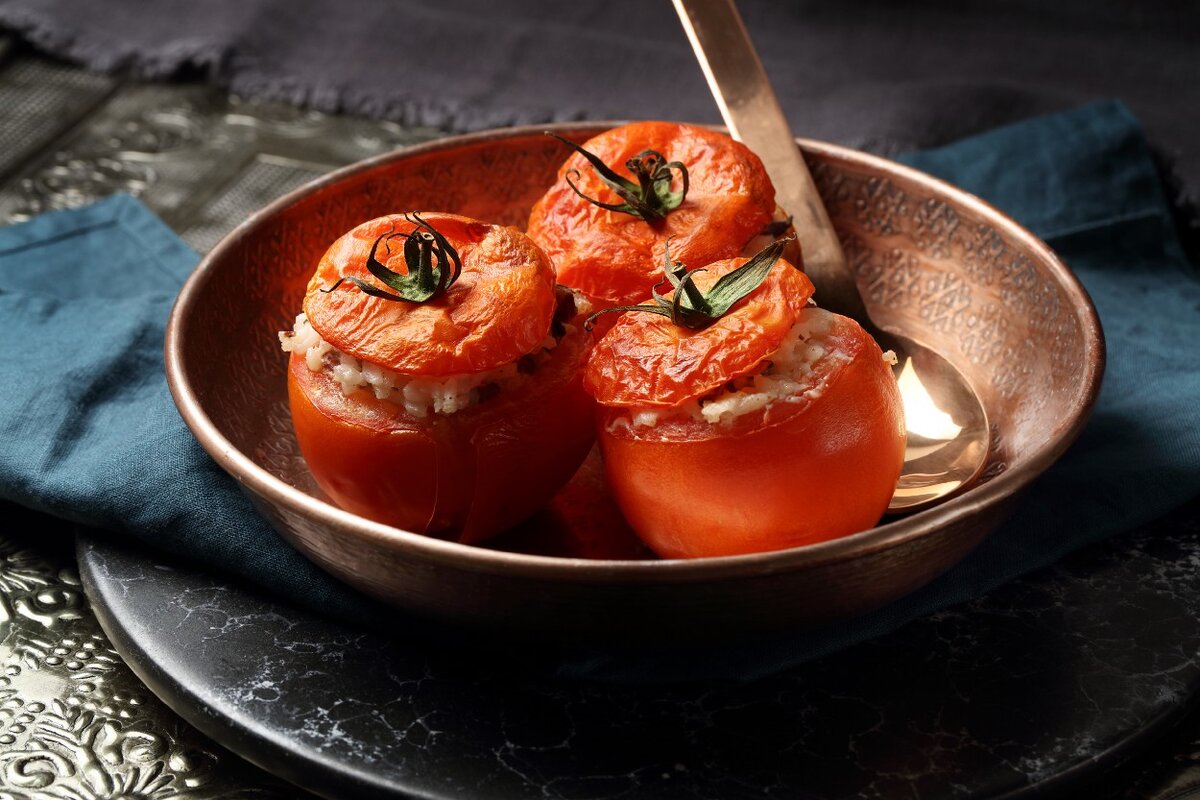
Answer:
2;101;1198;682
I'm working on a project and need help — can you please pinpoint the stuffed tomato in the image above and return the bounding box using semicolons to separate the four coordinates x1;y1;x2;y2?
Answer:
583;240;905;559
528;121;796;308
280;212;594;544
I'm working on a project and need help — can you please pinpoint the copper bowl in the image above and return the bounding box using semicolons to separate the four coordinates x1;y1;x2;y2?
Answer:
165;124;1103;641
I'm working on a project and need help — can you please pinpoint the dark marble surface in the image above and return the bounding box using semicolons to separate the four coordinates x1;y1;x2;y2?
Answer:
78;495;1200;800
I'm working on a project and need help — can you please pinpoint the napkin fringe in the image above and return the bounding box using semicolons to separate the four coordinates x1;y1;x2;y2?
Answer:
1149;144;1200;268
0;6;229;78
0;3;581;133
223;70;587;133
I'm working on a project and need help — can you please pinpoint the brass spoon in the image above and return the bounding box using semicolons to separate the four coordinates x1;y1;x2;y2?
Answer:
673;0;989;512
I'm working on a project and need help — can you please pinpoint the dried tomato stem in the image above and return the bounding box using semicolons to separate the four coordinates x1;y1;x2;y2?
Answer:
321;213;462;303
584;236;795;331
547;132;688;222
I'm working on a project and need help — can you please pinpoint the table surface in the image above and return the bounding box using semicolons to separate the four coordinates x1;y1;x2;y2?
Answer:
1;37;1199;799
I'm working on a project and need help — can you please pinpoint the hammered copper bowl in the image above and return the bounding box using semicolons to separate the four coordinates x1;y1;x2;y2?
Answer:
165;124;1103;641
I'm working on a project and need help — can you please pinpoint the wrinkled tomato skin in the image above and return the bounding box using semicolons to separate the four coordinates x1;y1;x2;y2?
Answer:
304;213;557;377
528;122;776;308
584;257;813;408
597;318;905;559
288;330;595;544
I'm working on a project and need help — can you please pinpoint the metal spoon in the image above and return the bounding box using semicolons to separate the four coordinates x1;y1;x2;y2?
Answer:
672;0;989;512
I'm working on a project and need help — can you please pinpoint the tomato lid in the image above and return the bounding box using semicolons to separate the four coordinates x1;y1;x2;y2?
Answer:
528;121;776;307
303;213;557;376
584;256;814;407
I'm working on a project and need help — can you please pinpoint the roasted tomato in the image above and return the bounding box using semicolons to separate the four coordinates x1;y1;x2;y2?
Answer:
283;212;595;544
527;121;789;308
584;254;905;559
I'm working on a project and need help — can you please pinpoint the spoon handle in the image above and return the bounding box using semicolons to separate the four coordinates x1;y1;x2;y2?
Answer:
672;0;868;321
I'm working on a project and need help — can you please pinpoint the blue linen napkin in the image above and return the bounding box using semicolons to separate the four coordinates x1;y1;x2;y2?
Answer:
2;100;1197;682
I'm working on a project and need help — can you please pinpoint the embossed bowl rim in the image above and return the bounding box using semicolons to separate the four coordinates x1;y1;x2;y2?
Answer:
165;122;1105;583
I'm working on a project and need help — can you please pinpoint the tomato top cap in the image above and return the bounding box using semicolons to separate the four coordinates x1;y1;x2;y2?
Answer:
303;213;558;377
528;121;776;307
584;255;814;407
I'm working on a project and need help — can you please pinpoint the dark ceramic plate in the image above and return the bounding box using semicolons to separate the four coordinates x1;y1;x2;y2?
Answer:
80;495;1200;800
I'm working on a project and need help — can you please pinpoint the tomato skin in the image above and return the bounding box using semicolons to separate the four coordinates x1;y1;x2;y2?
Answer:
596;313;905;558
287;328;595;544
584;257;813;407
304;213;557;377
528;122;776;307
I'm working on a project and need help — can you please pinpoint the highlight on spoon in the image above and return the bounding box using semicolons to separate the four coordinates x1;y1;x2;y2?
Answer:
887;347;990;512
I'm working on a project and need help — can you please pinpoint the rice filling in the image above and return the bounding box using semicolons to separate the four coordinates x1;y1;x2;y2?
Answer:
281;313;564;418
616;308;895;430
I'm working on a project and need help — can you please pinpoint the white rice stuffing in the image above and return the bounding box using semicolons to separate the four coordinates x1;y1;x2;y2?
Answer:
280;313;557;418
618;307;892;430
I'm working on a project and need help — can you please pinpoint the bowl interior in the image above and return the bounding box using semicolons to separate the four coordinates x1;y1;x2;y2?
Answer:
174;125;1100;567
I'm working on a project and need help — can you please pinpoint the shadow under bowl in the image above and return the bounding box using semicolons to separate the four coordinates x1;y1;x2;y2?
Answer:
165;124;1104;641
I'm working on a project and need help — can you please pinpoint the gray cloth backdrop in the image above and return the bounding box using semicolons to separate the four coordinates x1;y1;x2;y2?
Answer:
0;1;1195;178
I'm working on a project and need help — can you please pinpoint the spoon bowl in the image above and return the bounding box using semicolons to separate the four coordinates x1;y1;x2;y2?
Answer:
883;330;990;510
